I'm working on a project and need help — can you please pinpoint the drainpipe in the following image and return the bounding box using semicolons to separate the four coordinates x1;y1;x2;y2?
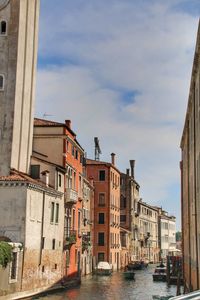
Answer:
20;198;27;291
39;191;45;266
20;247;25;291
193;82;199;289
187;120;192;291
180;160;186;291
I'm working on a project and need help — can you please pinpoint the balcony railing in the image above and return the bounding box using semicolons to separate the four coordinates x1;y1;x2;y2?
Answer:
64;228;77;245
82;233;91;251
65;188;78;204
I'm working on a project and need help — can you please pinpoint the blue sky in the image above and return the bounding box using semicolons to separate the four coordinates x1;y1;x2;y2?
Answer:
35;0;200;230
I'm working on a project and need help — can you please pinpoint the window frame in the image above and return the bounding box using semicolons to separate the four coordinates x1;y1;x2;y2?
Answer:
120;215;126;223
50;202;55;223
0;20;7;36
58;174;62;187
98;212;105;224
55;203;59;223
0;74;5;91
98;232;105;246
98;193;105;207
52;238;56;250
99;170;106;181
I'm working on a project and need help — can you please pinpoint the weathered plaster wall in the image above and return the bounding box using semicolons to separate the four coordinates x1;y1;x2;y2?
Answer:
0;185;26;243
0;0;40;176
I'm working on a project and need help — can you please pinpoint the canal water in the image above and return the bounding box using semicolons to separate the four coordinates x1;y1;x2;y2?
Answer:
35;265;178;300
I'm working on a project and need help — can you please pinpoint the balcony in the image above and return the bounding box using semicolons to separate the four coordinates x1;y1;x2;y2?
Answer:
64;228;77;246
65;188;78;204
82;233;91;252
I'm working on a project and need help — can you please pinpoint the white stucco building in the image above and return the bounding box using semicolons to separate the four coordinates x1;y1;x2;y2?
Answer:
158;210;176;259
0;168;64;295
138;200;159;263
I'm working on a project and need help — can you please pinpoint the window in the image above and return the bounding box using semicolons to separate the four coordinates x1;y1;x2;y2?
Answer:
98;252;105;262
98;213;105;224
98;193;105;207
11;252;17;280
99;170;105;181
120;196;126;208
52;238;56;250
79;176;82;196
120;215;126;223
98;232;104;246
72;209;75;230
73;172;76;189
75;150;78;159
80;154;83;164
30;165;40;179
0;75;4;91
55;203;59;223
78;210;81;236
66;140;69;152
72;146;75;156
0;21;6;35
58;174;61;187
50;202;55;223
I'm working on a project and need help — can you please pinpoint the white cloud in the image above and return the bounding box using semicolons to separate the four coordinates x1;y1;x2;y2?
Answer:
36;0;200;228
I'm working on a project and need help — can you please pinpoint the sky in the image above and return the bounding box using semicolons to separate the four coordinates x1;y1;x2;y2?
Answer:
35;0;200;230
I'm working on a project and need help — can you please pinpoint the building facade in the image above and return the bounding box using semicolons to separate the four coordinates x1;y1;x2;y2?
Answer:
120;160;140;262
180;21;200;291
0;169;64;295
81;177;94;275
138;200;159;263
33;118;84;278
0;0;40;176
86;154;121;270
120;227;131;268
158;209;176;260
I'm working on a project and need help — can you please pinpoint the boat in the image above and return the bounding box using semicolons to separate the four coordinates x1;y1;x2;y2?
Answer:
169;289;200;299
127;260;148;270
123;269;135;280
96;261;112;276
152;265;167;282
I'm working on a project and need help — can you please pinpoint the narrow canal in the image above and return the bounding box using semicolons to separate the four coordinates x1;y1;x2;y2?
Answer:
35;265;178;300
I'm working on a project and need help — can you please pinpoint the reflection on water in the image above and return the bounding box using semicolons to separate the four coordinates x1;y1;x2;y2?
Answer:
35;265;177;300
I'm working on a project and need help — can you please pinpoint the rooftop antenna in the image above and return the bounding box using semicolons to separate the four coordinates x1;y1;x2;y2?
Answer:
94;137;102;161
43;113;53;119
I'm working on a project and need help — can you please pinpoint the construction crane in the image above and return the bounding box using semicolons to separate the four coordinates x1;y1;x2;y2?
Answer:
94;137;102;161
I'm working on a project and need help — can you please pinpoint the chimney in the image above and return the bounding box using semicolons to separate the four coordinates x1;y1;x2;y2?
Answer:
126;168;130;176
111;153;115;165
65;120;71;129
41;170;50;187
130;160;135;179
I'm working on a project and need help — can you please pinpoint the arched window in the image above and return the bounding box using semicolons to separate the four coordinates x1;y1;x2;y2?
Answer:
0;21;7;35
0;75;4;90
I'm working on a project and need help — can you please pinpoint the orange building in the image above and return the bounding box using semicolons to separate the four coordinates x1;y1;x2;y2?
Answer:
86;154;121;270
33;118;84;278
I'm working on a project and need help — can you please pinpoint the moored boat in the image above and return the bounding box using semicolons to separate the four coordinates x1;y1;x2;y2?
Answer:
123;270;135;280
96;261;112;276
127;260;148;270
152;265;167;282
